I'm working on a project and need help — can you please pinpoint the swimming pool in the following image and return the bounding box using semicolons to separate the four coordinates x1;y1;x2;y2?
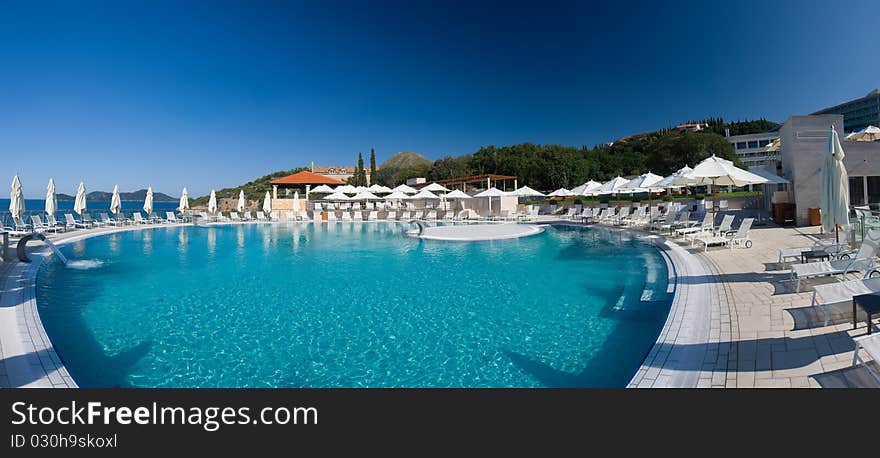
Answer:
36;223;673;388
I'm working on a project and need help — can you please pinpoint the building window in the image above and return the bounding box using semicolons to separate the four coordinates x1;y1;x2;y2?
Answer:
850;176;866;207
747;141;759;148
868;176;880;206
759;140;769;147
736;142;746;149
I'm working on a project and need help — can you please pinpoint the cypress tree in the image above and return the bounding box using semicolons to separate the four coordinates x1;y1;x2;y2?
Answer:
357;153;365;186
369;148;376;185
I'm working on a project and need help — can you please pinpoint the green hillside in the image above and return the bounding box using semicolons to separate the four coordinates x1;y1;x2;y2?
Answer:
191;167;307;206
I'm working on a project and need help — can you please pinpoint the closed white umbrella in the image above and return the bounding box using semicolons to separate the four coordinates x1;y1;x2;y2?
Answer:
821;127;850;240
143;186;154;216
110;185;122;215
74;181;88;216
237;190;246;213
392;184;418;194
178;187;190;212
263;191;272;214
9;175;24;219
45;178;58;216
207;189;217;215
292;191;300;216
423;182;450;193
507;185;545;197
547;188;575;197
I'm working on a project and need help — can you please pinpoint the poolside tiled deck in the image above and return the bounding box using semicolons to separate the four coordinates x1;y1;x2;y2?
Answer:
1;220;878;388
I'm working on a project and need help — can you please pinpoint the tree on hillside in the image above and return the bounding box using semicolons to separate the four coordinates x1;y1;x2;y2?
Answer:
369;148;376;184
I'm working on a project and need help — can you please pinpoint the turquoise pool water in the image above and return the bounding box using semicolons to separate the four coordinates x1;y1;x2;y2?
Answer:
36;223;673;388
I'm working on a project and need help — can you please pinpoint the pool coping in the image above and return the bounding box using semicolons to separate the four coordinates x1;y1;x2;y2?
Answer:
1;220;721;388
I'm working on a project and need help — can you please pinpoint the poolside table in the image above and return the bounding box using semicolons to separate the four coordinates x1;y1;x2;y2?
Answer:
853;293;880;334
801;250;830;264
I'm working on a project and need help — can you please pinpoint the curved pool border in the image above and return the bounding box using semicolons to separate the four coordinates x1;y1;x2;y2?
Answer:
1;220;722;388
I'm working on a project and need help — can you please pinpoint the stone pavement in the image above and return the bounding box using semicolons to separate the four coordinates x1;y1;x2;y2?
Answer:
692;225;879;388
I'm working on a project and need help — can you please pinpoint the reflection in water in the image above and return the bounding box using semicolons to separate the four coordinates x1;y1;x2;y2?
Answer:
177;228;188;257
207;228;216;257
108;234;121;256
72;240;87;257
236;225;245;254
142;229;152;255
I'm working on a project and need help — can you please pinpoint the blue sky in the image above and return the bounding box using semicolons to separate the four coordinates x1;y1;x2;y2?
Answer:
1;0;877;197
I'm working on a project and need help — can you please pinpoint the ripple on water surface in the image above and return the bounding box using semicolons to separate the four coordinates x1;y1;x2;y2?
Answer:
36;223;672;387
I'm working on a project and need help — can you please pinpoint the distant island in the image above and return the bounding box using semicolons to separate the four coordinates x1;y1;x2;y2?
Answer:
56;189;177;202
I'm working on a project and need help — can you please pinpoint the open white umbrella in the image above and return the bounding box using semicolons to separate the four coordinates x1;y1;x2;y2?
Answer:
74;181;88;216
263;191;272;214
368;184;393;194
571;180;603;195
845;125;880;142
9;175;24;219
323;191;352;201
619;172;664;193
178;187;190;212
45;178;57;216
383;190;410;200
352;190;381;200
143;186;154;216
237;190;246;213
821;127;850;240
595;176;630;195
207;189;217;215
444;189;472;199
507;185;545;197
409;189;441;200
391;184;418;194
687;155;767;219
547;188;575;197
334;184;357;194
110;185;122;215
422;182;450;193
475;187;506;215
311;184;335;194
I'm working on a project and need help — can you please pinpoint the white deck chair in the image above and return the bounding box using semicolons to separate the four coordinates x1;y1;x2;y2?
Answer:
256;211;266;221
367;211;378;221
811;276;880;326
778;231;852;264
695;218;753;252
82;213;104;227
613;207;630;225
675;212;713;237
45;214;68;231
165;211;182;223
853;332;880;385
341;211;352;221
426;210;437;220
791;230;880;292
386;211;397;221
412;210;424;220
400;211;411;220
65;213;89;229
327;211;337;221
243;211;254;221
353;211;363;221
31;215;60;233
132;212;150;224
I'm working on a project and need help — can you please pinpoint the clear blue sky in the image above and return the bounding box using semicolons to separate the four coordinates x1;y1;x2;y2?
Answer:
1;0;877;197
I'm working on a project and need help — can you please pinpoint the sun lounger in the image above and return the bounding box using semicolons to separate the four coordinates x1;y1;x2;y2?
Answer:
853;332;880;384
791;230;880;292
386;211;397;221
65;213;89;229
368;211;378;221
694;218;753;252
327;211;337;221
400;211;411;220
82;214;104;227
2;218;30;237
342;211;352;221
132;212;150;224
31;215;60;233
243;211;253;221
778;230;852;263
413;210;424;220
45;214;68;231
811;277;880;326
675;212;713;237
353;211;363;221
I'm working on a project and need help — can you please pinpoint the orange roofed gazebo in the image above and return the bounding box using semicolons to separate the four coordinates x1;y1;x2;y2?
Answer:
270;170;345;199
